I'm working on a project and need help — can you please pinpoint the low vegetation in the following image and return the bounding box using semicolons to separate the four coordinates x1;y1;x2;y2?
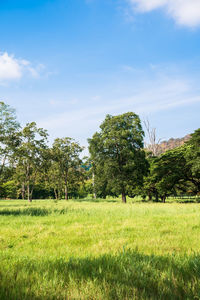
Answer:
1;199;200;299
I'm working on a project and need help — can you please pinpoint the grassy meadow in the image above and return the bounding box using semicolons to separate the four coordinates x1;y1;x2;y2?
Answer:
1;199;200;299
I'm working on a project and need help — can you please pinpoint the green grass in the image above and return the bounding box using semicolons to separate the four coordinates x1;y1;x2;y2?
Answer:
1;199;200;299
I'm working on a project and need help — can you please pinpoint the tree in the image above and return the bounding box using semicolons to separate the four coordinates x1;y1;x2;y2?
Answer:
139;156;158;202
88;112;148;203
14;122;48;202
149;143;199;202
47;159;63;200
50;138;83;200
0;101;20;181
185;128;200;193
144;118;161;156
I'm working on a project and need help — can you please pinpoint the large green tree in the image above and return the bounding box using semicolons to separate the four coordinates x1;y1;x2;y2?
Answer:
50;138;83;200
0;101;20;180
14;122;48;202
151;147;188;202
146;137;200;202
88;112;148;203
185;128;200;193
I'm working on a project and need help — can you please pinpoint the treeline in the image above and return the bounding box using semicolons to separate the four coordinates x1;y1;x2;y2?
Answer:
0;102;199;202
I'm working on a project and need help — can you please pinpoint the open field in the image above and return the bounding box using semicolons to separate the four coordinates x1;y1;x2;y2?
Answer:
1;199;200;299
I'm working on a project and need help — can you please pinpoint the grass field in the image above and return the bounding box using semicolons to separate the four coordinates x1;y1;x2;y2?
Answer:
1;199;200;299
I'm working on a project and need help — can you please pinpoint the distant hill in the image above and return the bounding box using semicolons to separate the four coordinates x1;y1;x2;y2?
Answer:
156;134;191;155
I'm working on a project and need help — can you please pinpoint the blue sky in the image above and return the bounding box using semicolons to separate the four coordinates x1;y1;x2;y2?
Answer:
0;0;200;149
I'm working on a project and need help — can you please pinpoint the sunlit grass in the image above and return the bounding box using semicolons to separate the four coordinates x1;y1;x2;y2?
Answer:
0;199;200;299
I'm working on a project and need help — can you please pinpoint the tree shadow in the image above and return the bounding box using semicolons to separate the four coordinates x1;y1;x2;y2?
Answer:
0;207;50;216
0;207;71;216
178;199;200;204
72;198;118;203
1;250;200;299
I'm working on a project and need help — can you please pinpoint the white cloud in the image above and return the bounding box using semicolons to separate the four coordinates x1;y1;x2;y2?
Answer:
0;52;22;80
128;0;200;27
0;52;43;83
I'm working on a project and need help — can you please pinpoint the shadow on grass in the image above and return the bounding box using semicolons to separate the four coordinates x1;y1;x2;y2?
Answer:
0;207;71;216
0;207;50;216
1;250;200;299
178;199;200;204
72;198;119;203
168;197;200;204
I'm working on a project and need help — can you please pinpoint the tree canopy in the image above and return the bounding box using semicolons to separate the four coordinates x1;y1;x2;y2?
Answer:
88;112;148;203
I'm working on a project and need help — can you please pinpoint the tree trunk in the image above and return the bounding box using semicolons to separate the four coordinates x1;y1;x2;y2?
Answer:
29;192;33;202
92;173;97;199
160;195;166;203
155;192;159;202
30;187;34;202
64;172;68;200
64;184;68;200
27;184;32;202
21;183;25;200
54;188;58;200
27;164;32;202
122;191;126;203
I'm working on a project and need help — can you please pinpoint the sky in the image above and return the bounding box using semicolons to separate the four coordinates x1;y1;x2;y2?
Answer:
0;0;200;150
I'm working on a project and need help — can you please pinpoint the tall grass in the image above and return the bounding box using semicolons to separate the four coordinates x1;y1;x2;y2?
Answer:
1;199;200;299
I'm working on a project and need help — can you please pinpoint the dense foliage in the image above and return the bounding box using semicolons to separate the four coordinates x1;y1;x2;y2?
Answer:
0;101;199;202
88;113;148;202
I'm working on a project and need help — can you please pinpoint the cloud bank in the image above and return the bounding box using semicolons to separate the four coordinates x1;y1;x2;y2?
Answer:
128;0;200;28
0;52;43;83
